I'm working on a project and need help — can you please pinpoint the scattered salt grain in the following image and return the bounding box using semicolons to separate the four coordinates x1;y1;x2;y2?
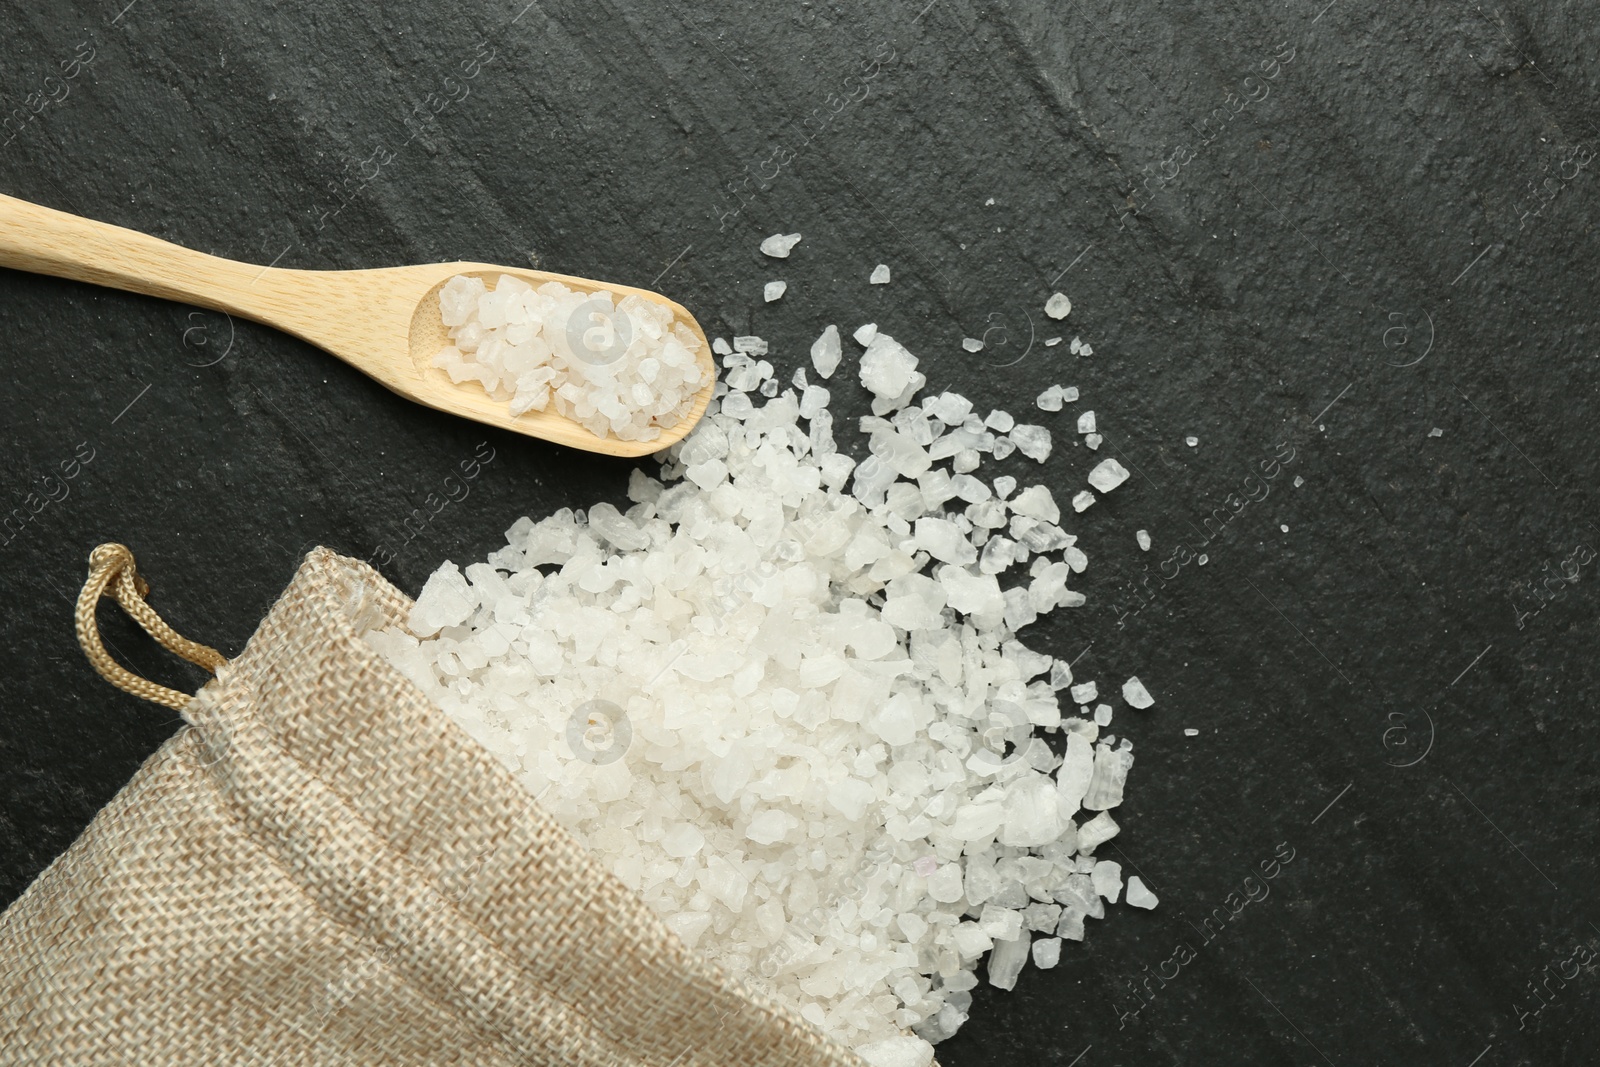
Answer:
734;335;768;356
986;933;1031;990
1045;337;1062;347
1185;436;1198;447
1184;728;1199;737
871;264;892;284
760;233;803;258
1036;385;1064;412
1044;292;1072;320
1009;425;1052;462
1122;676;1154;708
962;337;984;353
1093;703;1112;727
1429;427;1444;438
1280;524;1289;533
713;337;732;356
857;1037;935;1067
984;409;1015;433
1136;529;1151;551
764;281;787;302
1071;490;1095;513
1076;411;1096;434
1294;475;1304;487
854;323;879;346
1091;860;1123;903
1125;876;1159;909
811;325;842;379
1084;434;1102;450
1087;459;1129;493
1070;681;1098;704
1031;937;1061;969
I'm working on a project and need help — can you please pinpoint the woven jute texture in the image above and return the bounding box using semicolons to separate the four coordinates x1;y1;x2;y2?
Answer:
0;547;864;1067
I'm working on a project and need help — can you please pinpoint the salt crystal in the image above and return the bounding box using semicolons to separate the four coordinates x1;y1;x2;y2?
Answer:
733;335;768;356
870;264;892;284
1185;435;1198;447
1077;811;1120;853
811;324;842;379
1045;337;1062;347
857;1038;936;1067
1294;475;1304;487
962;337;984;353
1093;703;1112;727
986;932;1031;990
1070;681;1097;704
1122;676;1154;708
1062;386;1079;402
1183;728;1199;737
1136;529;1151;551
1125;876;1159;909
1044;292;1072;320
1084;434;1102;450
1031;937;1062;969
985;409;1015;433
764;281;787;302
712;337;732;356
1009;425;1052;462
994;475;1017;499
760;233;802;258
1087;458;1129;493
1076;411;1096;434
1429;427;1444;438
1091;859;1123;903
1071;490;1095;513
854;322;879;346
1036;385;1064;412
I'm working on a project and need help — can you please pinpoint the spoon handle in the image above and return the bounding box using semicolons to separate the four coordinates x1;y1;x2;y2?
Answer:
0;191;277;315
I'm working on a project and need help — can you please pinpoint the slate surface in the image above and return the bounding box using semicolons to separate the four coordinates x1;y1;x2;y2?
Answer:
3;1;1599;1063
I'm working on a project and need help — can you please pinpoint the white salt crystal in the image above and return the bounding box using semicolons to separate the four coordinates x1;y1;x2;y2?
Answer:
760;232;802;258
1125;876;1159;909
811;324;842;379
1009;425;1052;462
994;475;1017;499
857;1037;935;1067
1093;704;1112;727
1091;859;1123;903
854;322;879;346
1031;937;1062;969
1083;745;1133;811
764;280;787;302
1184;728;1199;737
1136;529;1151;551
1294;475;1304;487
1044;292;1072;320
1085;434;1102;450
733;335;768;355
1036;385;1064;412
986;933;1031;990
1071;490;1095;513
712;336;732;355
870;264;892;284
1087;458;1129;493
1077;811;1120;852
985;409;1015;433
962;337;984;353
1122;676;1154;708
1429;427;1444;438
409;564;473;637
1185;435;1198;447
1045;336;1061;347
1008;485;1059;523
860;333;921;400
1076;410;1096;434
1070;681;1097;704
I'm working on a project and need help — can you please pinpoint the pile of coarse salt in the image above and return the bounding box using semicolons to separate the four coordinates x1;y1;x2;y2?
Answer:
370;315;1153;1067
432;274;706;442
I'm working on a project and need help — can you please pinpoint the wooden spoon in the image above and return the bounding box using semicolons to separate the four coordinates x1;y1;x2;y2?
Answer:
0;192;714;457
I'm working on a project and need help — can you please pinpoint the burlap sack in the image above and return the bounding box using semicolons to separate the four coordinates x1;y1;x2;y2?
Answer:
0;545;863;1067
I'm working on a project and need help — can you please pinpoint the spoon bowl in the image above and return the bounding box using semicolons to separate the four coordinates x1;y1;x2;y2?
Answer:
0;193;714;457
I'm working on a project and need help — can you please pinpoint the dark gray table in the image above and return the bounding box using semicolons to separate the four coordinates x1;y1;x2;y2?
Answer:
3;2;1597;1063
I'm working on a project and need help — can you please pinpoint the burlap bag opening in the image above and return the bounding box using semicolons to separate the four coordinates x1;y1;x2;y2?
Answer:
0;545;866;1067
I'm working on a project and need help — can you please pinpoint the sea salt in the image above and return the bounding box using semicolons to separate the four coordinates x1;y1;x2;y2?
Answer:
1122;676;1154;708
761;232;803;258
1087;459;1129;493
962;337;984;352
765;281;788;302
1071;490;1095;513
431;274;705;441
871;264;892;284
1136;530;1151;551
383;297;1149;1059
1076;411;1096;434
1125;876;1159;909
1036;385;1064;412
1044;292;1072;320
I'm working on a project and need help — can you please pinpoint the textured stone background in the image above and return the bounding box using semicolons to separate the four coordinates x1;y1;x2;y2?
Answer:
3;1;1599;1063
